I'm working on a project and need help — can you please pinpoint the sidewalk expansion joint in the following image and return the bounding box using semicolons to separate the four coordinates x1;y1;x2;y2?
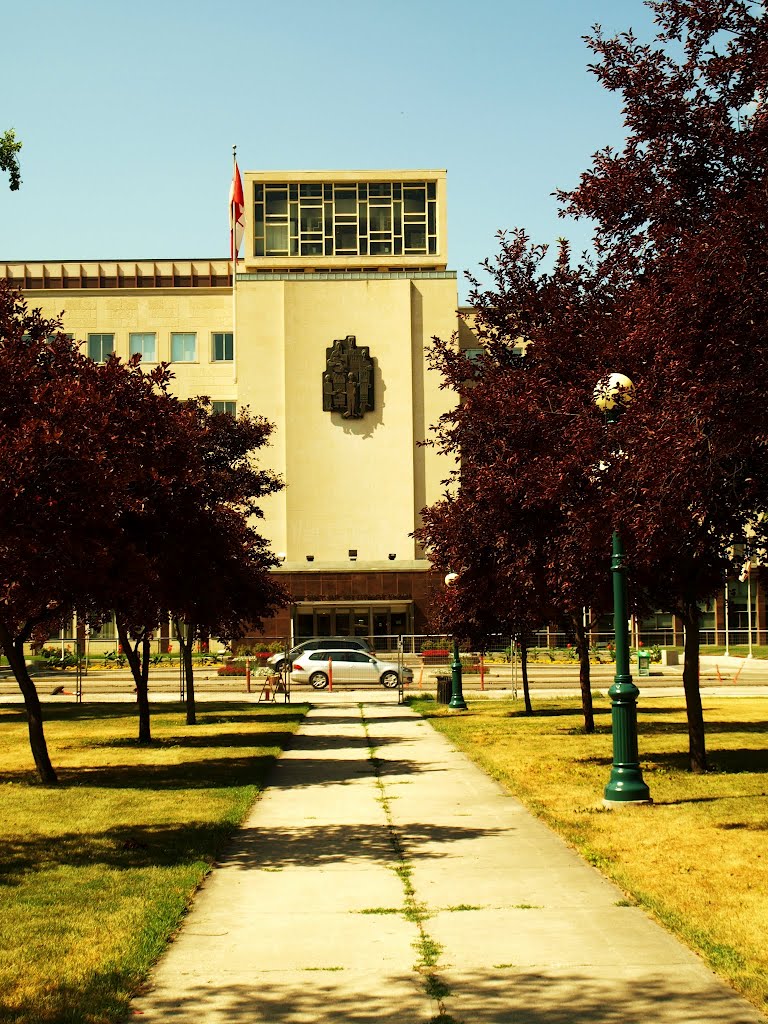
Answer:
358;704;463;1024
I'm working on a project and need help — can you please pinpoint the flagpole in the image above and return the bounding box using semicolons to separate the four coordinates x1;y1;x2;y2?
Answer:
232;144;238;388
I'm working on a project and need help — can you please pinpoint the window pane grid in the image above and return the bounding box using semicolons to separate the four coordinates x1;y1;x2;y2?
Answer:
254;180;437;258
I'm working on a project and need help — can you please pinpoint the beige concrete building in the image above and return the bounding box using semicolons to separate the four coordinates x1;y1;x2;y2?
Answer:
2;169;465;642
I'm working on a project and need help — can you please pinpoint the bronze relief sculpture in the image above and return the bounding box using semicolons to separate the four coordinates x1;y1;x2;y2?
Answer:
322;335;374;418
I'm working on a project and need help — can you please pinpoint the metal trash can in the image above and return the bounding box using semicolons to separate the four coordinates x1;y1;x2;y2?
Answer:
436;675;451;704
637;650;650;677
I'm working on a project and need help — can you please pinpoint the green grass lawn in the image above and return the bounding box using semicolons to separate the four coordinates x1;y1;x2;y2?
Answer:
0;700;307;1024
411;694;768;1013
701;645;768;659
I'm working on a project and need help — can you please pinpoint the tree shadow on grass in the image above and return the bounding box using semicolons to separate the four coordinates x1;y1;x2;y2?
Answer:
716;820;768;830
91;730;296;751
694;720;768;735
504;707;613;720
645;747;768;774
201;709;308;725
636;718;768;736
0;820;236;882
706;748;768;773
636;705;692;716
658;792;766;807
0;700;306;724
579;747;768;775
0;752;279;790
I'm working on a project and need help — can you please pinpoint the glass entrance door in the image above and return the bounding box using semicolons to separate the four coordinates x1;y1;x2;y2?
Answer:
293;605;412;643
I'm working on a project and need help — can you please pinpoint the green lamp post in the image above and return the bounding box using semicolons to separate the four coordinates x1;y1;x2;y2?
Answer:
594;373;651;807
444;572;468;710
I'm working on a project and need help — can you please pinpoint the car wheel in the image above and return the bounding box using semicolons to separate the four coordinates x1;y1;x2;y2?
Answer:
272;659;286;673
309;671;329;690
380;671;399;688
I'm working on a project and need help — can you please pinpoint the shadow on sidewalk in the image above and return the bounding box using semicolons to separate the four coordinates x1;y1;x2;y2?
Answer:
132;963;763;1023
222;821;512;869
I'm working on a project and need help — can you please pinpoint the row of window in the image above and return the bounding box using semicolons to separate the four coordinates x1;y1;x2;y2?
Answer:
87;331;234;365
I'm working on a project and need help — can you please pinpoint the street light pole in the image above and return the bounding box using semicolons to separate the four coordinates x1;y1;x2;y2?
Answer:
594;374;651;807
444;572;468;710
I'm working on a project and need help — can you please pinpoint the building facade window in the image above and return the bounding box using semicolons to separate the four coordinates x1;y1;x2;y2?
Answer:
254;180;438;258
211;400;236;415
87;333;114;363
211;332;233;362
90;615;116;640
171;332;197;362
129;332;156;362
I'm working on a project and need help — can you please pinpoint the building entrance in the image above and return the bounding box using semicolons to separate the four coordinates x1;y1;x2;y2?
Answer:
293;602;412;649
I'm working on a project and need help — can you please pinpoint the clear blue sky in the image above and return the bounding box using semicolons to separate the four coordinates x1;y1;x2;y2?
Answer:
1;0;659;301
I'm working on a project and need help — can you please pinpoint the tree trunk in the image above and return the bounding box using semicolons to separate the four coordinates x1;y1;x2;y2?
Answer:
519;637;532;713
116;617;152;744
680;604;707;773
176;620;197;726
0;619;58;784
574;617;595;734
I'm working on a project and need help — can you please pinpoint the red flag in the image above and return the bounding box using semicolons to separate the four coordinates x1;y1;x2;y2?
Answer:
229;161;244;259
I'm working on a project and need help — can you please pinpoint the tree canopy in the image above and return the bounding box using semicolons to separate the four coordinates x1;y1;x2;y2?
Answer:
419;0;768;772
1;129;21;190
0;282;286;780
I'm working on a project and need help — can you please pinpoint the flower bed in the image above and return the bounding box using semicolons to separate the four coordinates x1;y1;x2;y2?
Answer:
421;649;482;672
217;663;247;677
421;649;450;665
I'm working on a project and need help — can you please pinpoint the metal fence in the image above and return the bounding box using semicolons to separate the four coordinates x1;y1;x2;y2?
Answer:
25;621;768;667
8;623;766;704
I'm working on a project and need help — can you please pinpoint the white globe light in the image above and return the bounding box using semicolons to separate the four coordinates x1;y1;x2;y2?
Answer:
593;373;635;411
444;572;459;586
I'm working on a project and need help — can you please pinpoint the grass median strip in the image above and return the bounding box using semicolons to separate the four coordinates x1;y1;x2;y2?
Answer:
411;694;768;1013
0;700;308;1024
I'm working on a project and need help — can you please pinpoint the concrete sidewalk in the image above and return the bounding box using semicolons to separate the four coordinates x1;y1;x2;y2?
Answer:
132;698;766;1024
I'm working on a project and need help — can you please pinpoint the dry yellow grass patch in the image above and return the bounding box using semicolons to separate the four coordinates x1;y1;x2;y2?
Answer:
413;694;768;1012
0;700;307;1024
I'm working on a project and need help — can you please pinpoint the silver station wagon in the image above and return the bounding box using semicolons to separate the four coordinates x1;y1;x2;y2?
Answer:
267;637;372;674
290;649;412;689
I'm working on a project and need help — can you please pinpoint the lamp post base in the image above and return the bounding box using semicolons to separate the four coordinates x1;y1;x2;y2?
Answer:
449;637;468;710
603;767;652;805
604;678;651;804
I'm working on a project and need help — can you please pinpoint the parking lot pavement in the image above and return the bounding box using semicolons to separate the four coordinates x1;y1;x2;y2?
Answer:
131;697;767;1024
